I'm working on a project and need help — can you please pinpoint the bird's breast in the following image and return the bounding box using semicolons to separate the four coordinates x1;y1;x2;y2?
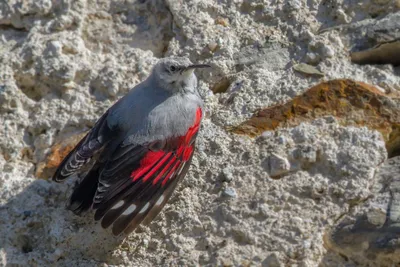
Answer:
123;93;202;145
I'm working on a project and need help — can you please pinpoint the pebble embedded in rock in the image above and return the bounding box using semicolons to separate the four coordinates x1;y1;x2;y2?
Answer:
305;52;320;64
268;153;291;178
207;42;218;52
321;44;335;58
222;167;234;182
46;41;63;57
293;63;324;76
366;207;386;227
262;252;282;267
222;187;237;198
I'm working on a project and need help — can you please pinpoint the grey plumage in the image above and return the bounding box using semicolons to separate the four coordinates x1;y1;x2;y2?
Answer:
53;57;210;235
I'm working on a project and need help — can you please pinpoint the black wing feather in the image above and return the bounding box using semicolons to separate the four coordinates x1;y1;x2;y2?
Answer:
67;164;101;214
52;111;113;182
57;107;202;235
109;154;193;235
91;137;197;235
124;154;194;234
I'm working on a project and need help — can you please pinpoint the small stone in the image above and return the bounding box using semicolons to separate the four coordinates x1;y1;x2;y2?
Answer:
305;52;320;64
107;84;119;97
261;131;274;139
367;207;386;227
268;153;291;177
293;63;324;76
46;40;63;57
222;187;237;198
321;44;335;58
222;167;234;182
207;42;218;52
292;216;303;225
262;252;283;267
303;239;312;249
52;248;64;261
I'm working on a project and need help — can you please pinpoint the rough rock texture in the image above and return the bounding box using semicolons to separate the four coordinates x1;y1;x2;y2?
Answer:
324;156;400;266
230;79;400;157
321;12;400;66
1;0;400;266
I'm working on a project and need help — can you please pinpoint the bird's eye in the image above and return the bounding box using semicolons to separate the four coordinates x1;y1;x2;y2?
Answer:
169;65;177;72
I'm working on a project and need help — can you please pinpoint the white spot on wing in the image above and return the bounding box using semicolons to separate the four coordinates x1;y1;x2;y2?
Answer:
74;157;85;163
176;165;185;176
110;200;124;210
139;202;150;213
122;204;136;215
156;195;165;206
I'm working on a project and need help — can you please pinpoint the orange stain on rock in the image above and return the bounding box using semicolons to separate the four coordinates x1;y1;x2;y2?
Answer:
36;132;87;179
215;17;229;27
230;79;400;156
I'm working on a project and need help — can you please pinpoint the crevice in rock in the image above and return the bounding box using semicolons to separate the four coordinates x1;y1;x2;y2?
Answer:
16;234;33;254
13;73;43;101
0;25;28;32
212;77;232;94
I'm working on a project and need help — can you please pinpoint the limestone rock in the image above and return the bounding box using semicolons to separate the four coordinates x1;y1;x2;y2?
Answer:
0;0;399;266
324;156;400;266
230;79;400;157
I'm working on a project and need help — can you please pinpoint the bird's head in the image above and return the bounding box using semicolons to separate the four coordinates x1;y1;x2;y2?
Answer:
152;57;210;93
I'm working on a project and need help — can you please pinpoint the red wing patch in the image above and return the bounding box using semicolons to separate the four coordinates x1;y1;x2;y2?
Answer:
93;107;203;235
130;107;202;186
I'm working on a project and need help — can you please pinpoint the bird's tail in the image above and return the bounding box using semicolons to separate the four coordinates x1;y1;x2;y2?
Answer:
67;164;100;215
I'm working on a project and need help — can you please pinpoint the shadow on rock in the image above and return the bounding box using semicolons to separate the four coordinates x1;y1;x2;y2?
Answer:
321;156;400;266
0;179;125;266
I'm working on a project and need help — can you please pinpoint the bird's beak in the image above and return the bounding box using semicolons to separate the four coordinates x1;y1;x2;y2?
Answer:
187;64;211;69
184;64;212;72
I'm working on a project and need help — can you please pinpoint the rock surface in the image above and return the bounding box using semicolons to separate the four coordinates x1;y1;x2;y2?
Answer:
230;79;400;157
324;156;400;266
1;0;400;266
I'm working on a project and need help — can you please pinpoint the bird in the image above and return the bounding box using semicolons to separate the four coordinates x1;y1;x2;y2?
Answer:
52;57;210;236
